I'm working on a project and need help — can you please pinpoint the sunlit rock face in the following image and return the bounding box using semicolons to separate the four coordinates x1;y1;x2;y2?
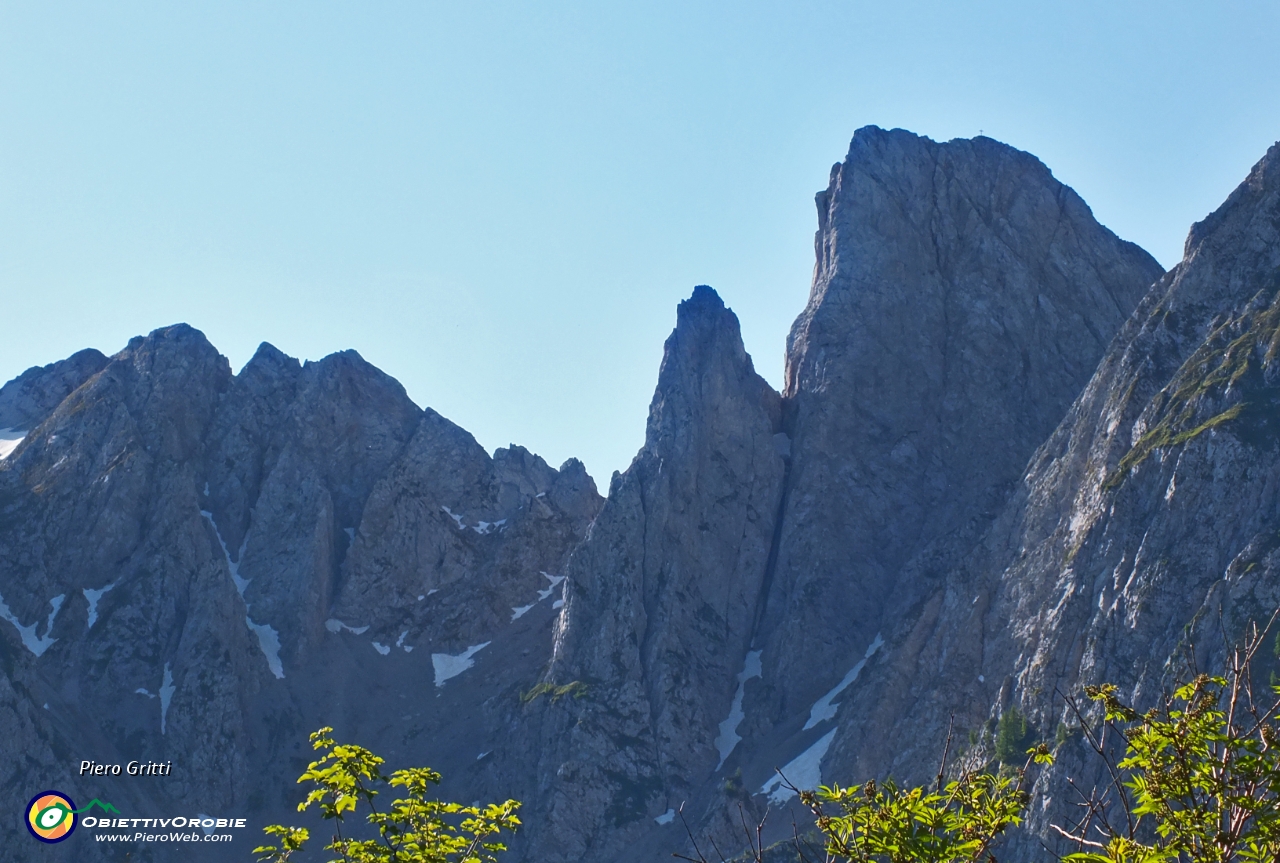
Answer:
0;326;600;863
11;126;1280;863
864;139;1280;860
514;127;1163;862
529;285;787;862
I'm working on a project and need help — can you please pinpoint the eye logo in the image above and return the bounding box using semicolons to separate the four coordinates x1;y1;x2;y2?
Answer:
26;791;77;843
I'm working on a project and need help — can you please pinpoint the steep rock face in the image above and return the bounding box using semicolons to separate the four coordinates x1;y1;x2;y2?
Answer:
0;326;256;862
2;125;1242;863
0;327;601;862
765;126;1164;681
0;347;108;433
724;129;1163;798
531;286;786;862
509;130;1166;863
855;139;1280;851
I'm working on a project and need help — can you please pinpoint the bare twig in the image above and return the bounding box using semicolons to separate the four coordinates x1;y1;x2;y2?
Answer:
937;713;956;793
673;802;710;863
1058;687;1136;838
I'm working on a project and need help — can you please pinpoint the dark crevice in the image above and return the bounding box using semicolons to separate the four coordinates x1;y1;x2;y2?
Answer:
748;396;797;651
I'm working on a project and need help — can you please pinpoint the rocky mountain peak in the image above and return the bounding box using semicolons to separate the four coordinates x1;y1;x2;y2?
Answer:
0;348;107;434
838;137;1280;860
643;284;776;454
1185;140;1280;257
11;131;1280;863
239;340;303;385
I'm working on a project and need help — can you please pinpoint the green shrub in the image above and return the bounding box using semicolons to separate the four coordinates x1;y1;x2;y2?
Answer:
993;707;1034;765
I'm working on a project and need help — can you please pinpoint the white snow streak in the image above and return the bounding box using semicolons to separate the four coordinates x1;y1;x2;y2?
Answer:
0;428;26;460
655;809;676;825
511;572;566;619
203;510;285;678
803;633;883;730
537;573;565;601
201;511;250;598
0;592;64;657
760;729;837;804
432;642;491;687
325;619;370;635
246;618;285;679
716;650;763;768
159;663;175;734
83;583;116;629
372;641;391;655
441;506;466;529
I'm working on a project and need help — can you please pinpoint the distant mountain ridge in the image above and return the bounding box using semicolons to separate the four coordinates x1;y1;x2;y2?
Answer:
3;127;1277;863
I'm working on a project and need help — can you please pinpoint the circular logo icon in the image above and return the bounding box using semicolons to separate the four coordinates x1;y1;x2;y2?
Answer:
26;791;77;843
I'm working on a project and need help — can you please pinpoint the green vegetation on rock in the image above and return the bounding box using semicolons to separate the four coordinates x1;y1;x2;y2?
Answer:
254;727;520;863
1106;292;1280;489
993;707;1035;765
699;621;1280;863
520;680;588;704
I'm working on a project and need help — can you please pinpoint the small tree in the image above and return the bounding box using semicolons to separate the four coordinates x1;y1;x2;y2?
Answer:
994;707;1034;766
1054;619;1280;863
796;749;1051;863
675;719;1053;863
254;727;520;863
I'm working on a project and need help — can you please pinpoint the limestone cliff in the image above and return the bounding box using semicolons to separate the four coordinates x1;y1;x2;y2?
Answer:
515;128;1163;861
8;126;1275;863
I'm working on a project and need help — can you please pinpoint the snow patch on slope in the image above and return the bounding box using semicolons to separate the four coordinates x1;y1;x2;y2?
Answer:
537;573;565;600
83;583;116;629
804;633;883;730
246;618;284;679
159;663;175;734
325;619;370;635
715;649;763;768
432;642;491;687
760;729;837;804
0;592;64;657
441;506;466;529
0;428;26;460
201;510;250;598
511;572;566;619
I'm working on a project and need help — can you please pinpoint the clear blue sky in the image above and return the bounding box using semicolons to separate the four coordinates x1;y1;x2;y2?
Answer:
2;2;1277;483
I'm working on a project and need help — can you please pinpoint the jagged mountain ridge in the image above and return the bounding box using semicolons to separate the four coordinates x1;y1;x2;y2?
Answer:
853;138;1280;856
4;125;1276;863
528;127;1163;862
0;328;602;862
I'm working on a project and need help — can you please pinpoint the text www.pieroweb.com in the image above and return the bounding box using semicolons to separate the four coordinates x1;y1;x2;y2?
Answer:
83;816;243;843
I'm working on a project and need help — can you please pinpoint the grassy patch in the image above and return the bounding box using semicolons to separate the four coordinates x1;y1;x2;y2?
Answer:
520;680;589;704
1105;292;1280;490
